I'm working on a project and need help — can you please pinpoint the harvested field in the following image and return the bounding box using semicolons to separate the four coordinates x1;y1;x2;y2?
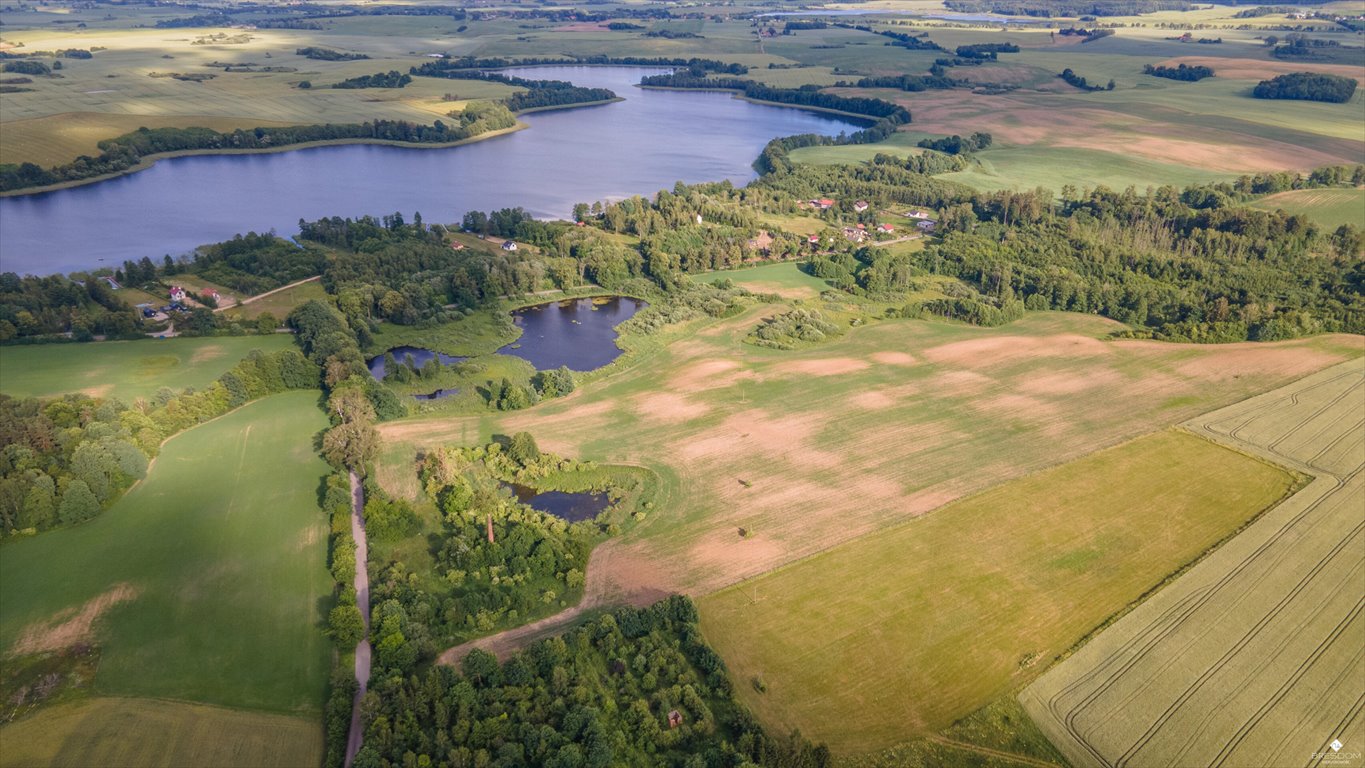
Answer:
0;697;323;768
1021;359;1365;768
375;310;1362;605
698;430;1300;752
1250;187;1365;230
1154;56;1365;84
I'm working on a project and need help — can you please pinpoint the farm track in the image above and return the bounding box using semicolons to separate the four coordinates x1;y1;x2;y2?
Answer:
1021;359;1365;768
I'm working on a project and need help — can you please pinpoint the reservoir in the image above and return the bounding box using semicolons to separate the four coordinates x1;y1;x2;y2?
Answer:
0;66;862;276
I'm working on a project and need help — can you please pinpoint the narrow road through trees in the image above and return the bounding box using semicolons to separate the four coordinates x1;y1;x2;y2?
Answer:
343;471;371;768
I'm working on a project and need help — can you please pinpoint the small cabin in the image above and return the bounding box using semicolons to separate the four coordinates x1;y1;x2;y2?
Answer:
807;234;821;245
878;223;895;234
907;210;930;220
169;286;186;302
811;198;835;210
501;240;518;252
853;200;869;212
916;220;936;232
667;710;684;729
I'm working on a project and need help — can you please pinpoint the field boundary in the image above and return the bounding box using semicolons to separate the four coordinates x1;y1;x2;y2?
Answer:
1020;359;1365;768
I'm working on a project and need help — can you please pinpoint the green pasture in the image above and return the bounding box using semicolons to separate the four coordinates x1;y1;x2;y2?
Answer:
697;430;1298;752
1250;187;1365;229
0;391;331;714
703;261;831;300
222;279;329;321
943;146;1232;193
788;130;934;165
0;335;295;403
0;697;323;768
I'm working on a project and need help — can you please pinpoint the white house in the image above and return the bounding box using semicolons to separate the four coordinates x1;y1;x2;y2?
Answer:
501;240;518;251
169;286;187;303
853;200;870;212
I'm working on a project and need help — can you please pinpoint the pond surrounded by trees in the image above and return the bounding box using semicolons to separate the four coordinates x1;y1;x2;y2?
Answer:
499;297;644;371
0;67;862;275
366;346;465;380
503;482;611;523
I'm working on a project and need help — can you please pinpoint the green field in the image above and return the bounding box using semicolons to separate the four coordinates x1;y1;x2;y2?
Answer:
696;430;1297;752
788;130;935;166
1022;360;1365;768
0;335;295;402
0;391;331;713
1250;187;1365;230
704;261;832;300
942;146;1232;193
221;279;330;321
0;697;323;768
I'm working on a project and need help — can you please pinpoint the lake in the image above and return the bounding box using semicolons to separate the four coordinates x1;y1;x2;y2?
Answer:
0;66;862;276
500;296;643;371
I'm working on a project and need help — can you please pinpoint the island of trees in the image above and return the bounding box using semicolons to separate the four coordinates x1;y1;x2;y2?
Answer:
1144;63;1215;81
1253;71;1358;103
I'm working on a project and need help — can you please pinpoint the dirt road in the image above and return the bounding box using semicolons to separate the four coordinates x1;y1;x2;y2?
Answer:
343;471;371;768
214;275;321;313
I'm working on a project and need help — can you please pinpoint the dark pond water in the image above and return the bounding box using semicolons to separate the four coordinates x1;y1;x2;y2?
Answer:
413;388;460;401
0;66;862;275
499;296;643;371
505;482;610;523
367;345;465;380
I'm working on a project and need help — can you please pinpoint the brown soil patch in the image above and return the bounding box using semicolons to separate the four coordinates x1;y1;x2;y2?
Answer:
79;384;114;398
973;392;1059;422
634;391;711;423
1155;56;1365;84
848;390;899;410
1017;368;1123;397
678;409;840;470
922;334;1110;368
669;358;757;392
11;584;139;656
871;351;916;366
190;344;226;364
738;281;820;300
770;357;870;377
1171;343;1344;382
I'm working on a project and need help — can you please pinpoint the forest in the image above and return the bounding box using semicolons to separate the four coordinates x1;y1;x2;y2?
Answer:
1253;71;1359;102
296;46;370;61
351;596;829;768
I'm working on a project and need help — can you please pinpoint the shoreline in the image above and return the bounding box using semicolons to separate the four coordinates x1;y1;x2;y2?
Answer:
635;84;878;122
0;122;531;198
0;96;628;198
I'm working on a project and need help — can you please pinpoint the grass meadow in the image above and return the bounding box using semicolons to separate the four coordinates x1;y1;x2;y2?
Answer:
704;261;832;300
1250;187;1365;230
1022;360;1365;768
0;392;332;714
0;697;323;768
0;335;295;402
696;430;1298;752
221;278;329;321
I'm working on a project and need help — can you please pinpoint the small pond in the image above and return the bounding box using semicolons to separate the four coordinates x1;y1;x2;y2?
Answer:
367;346;466;380
499;297;644;372
504;483;611;523
413;388;460;401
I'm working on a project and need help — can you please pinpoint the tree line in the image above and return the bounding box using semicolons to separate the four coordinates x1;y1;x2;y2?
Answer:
0;110;515;193
332;70;411;89
0;347;317;536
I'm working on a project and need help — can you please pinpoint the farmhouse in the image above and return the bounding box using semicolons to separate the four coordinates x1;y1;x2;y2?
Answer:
916;220;936;232
501;240;518;251
169;286;186;302
811;198;835;210
853;200;869;212
842;227;867;243
877;223;895;234
907;210;931;220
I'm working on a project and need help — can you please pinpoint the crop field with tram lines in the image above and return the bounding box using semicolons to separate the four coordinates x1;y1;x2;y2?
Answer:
1021;358;1365;768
